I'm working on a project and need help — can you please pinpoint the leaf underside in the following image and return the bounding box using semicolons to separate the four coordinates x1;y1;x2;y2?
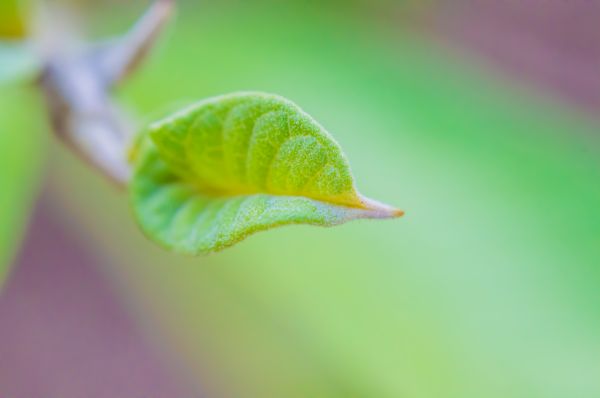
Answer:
130;92;402;254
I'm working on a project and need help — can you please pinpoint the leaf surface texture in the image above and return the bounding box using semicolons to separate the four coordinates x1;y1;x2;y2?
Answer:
131;92;401;254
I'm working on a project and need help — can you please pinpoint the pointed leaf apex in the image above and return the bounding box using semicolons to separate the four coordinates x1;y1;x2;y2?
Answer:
357;195;404;219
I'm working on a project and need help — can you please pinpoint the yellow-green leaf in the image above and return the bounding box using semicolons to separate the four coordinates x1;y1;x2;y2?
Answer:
130;92;402;254
0;0;31;39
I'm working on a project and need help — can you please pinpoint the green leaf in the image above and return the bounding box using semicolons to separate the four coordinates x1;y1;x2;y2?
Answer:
130;92;402;254
0;85;44;285
0;0;30;39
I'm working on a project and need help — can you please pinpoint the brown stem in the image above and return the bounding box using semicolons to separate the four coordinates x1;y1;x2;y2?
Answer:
38;0;176;187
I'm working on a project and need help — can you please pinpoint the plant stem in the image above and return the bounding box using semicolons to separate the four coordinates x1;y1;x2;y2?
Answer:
38;0;175;188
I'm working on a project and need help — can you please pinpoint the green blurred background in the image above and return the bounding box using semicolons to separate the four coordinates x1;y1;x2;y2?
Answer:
1;1;600;397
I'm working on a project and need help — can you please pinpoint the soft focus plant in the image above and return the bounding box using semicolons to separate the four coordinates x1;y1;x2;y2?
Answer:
0;0;402;272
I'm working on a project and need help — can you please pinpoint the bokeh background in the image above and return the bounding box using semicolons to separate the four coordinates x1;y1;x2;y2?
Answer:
1;0;600;397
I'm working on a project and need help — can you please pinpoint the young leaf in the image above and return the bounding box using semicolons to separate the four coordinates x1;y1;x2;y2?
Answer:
0;0;30;39
130;92;402;254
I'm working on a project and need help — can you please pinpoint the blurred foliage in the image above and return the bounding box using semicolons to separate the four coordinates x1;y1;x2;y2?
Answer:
0;0;30;39
0;85;45;285
15;1;600;397
0;42;39;84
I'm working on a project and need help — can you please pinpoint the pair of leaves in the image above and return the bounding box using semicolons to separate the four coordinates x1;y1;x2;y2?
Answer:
130;92;402;254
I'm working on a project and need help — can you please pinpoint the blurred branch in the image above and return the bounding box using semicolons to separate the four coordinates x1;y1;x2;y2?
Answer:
38;0;175;187
91;0;175;86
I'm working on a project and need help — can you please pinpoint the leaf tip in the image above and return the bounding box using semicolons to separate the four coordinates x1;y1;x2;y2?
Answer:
357;195;404;219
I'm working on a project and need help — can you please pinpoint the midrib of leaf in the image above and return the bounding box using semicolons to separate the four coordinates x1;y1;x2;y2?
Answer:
167;170;379;214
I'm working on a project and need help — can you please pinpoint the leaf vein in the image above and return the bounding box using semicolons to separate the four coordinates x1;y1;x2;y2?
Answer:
244;109;279;184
